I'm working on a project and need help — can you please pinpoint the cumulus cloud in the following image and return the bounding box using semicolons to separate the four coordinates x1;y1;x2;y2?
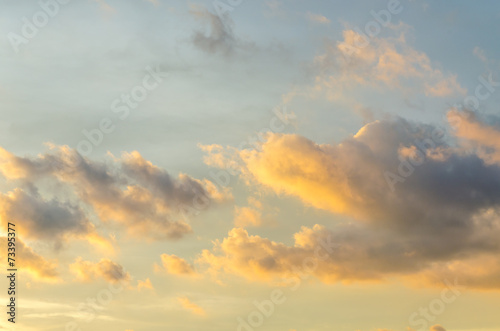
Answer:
200;114;500;288
0;188;97;244
70;258;130;283
198;227;319;283
155;254;196;276
0;237;58;281
197;224;434;283
0;145;231;242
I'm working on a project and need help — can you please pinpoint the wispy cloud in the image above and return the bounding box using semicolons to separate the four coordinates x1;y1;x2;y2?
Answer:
177;297;206;316
306;12;330;25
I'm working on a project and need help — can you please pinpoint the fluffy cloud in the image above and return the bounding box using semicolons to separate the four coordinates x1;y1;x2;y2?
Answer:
0;187;112;251
310;25;466;100
200;113;500;288
0;237;58;281
70;258;130;283
197;224;439;283
198;227;319;283
155;254;196;276
0;188;95;243
0;145;231;242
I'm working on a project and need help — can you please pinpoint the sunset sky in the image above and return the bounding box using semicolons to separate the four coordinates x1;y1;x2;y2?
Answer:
1;1;500;330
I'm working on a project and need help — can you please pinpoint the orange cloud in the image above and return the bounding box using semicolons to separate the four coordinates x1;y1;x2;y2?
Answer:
0;145;231;241
448;109;500;164
177;297;206;316
234;206;262;227
200;117;500;289
137;278;154;291
311;25;466;101
70;258;130;283
196;225;403;284
0;188;112;252
155;254;196;276
234;197;264;227
0;237;58;282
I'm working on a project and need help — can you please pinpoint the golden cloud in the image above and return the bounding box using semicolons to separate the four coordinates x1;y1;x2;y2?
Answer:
155;254;196;276
70;257;130;283
177;297;206;316
0;237;58;282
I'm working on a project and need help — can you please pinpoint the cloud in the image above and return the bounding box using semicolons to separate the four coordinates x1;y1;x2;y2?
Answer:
197;224;431;283
310;25;466;100
200;115;500;288
0;237;58;282
197;227;316;283
189;4;237;55
234;206;262;227
0;145;231;242
155;254;196;276
0;188;103;247
70;258;130;283
137;278;154;291
177;297;206;316
306;12;330;24
448;109;500;164
234;197;264;227
189;4;254;56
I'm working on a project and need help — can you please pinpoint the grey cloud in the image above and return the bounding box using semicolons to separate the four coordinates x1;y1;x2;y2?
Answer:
189;5;254;56
0;146;230;241
0;188;93;244
201;114;500;288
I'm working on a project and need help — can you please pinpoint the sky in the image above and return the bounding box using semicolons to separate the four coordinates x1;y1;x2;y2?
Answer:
0;0;500;330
